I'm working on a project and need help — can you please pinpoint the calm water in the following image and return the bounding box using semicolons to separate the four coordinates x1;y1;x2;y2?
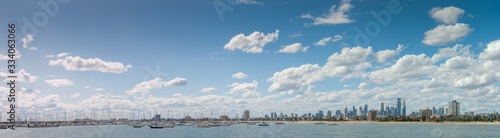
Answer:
0;123;499;138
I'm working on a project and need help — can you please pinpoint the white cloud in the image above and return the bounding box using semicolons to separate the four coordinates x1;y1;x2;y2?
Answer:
479;39;500;60
57;52;71;58
70;93;81;98
48;56;132;73
236;0;263;5
422;23;472;46
432;44;472;62
301;0;354;25
0;69;38;83
231;72;248;79
92;88;105;91
268;64;322;92
165;77;188;86
277;43;309;53
314;35;343;46
358;82;369;89
125;78;166;95
224;30;279;53
323;46;373;77
0;50;21;60
332;35;343;42
201;87;217;93
429;6;465;24
227;81;260;97
22;34;37;50
45;79;75;87
375;44;405;63
125;77;187;95
369;54;436;83
314;37;333;46
269;46;373;92
172;93;183;97
46;52;72;58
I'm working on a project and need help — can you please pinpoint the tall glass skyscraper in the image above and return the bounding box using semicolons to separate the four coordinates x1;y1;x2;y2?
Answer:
381;102;384;115
402;100;406;116
397;98;401;116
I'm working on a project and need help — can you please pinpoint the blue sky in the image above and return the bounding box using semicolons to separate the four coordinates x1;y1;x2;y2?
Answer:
1;0;500;119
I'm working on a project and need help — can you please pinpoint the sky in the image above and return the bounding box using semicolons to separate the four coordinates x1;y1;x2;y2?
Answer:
1;0;500;120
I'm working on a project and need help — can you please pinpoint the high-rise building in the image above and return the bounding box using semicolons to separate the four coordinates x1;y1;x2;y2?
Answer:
420;108;433;120
397;98;401;116
390;107;395;116
381;102;385;115
364;104;368;116
271;112;274;119
353;106;357;116
243;110;250;120
359;106;363;116
327;110;332;118
448;100;460;116
402;100;406;116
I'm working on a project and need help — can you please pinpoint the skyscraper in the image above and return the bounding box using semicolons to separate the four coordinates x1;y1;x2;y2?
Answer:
381;102;384;115
402;100;406;116
448;100;460;116
364;104;368;116
243;110;250;120
397;98;401;116
327;110;332;118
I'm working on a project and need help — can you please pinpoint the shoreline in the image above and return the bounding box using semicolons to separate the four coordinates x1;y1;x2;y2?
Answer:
259;121;500;125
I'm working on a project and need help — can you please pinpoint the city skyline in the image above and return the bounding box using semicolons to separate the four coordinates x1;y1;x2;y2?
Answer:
1;0;500;121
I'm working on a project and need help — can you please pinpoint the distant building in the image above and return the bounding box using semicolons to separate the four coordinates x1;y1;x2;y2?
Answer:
368;110;377;121
364;104;368;116
220;115;229;121
402;100;406;116
448;100;460;116
421;108;433;120
154;114;161;120
397;98;401;116
243;110;250;120
380;102;385;115
327;110;332;118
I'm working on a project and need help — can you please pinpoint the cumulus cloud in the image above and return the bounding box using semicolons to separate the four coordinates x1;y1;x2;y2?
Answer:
429;6;465;24
48;56;132;73
375;44;405;63
479;39;500;60
369;54;436;83
227;81;260;97
231;72;248;79
165;77;188;86
269;46;373;92
358;82;369;89
0;69;37;83
422;23;472;46
125;77;187;95
301;0;354;25
224;30;279;53
22;34;37;50
268;64;323;92
45;79;75;87
201;87;217;93
277;43;309;53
